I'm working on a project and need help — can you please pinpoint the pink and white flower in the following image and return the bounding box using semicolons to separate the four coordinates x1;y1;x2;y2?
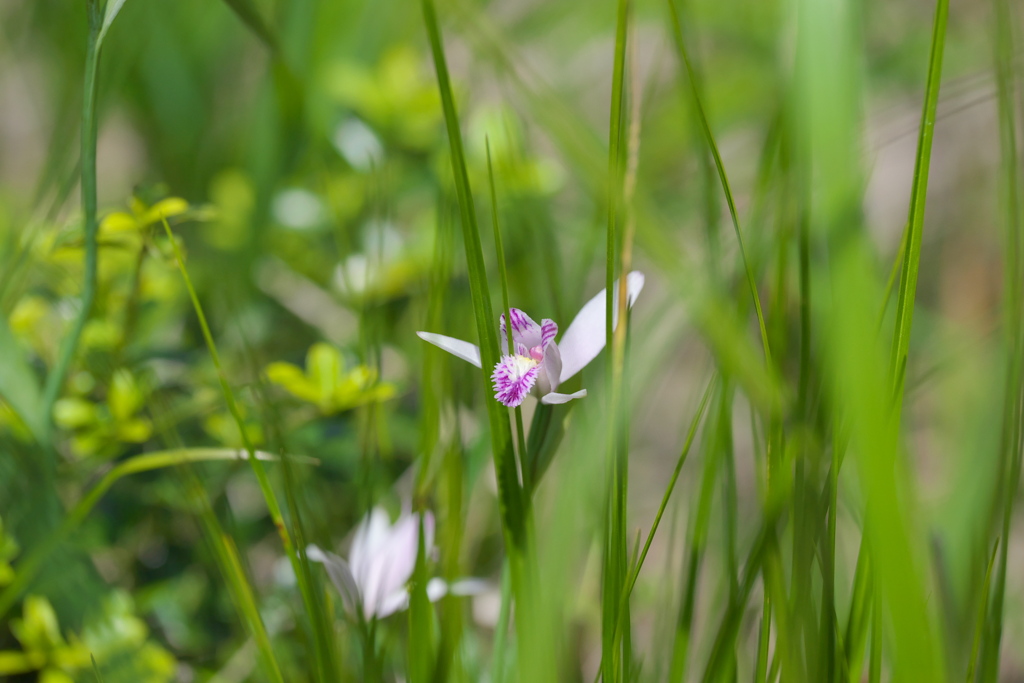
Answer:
417;271;645;408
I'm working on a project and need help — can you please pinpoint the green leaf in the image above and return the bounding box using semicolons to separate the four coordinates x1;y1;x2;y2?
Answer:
218;0;280;53
306;343;342;407
107;369;142;422
422;0;525;546
0;315;48;446
11;596;63;651
53;398;99;429
407;516;435;683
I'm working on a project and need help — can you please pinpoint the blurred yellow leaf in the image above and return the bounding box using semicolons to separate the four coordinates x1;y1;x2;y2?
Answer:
108;369;143;421
267;343;396;414
11;596;63;651
117;418;153;443
99;211;138;234
142;197;189;225
265;362;319;403
53;398;98;429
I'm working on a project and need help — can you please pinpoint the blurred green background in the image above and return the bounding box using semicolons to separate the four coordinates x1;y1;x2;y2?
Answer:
0;0;1021;680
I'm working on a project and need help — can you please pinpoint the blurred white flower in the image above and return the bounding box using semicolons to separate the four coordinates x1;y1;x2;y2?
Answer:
272;188;324;230
332;220;406;297
333;118;384;171
308;507;483;619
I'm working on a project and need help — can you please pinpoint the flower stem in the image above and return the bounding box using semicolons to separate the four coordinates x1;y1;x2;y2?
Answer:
40;0;102;443
485;139;531;491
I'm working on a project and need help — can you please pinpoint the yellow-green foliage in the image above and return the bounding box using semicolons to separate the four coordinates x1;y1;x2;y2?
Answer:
54;369;153;458
0;592;176;683
266;342;396;415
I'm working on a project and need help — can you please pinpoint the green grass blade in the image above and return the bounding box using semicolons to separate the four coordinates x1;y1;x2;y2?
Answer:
967;540;1000;683
218;0;281;53
755;592;771;683
668;392;723;682
593;376;716;679
869;592;882;683
887;0;950;403
0;316;47;447
486;140;530;492
408;515;437;683
160;216;335;681
211;526;286;683
602;1;631;679
96;0;128;46
700;525;771;683
421;0;523;547
876;222;909;334
491;560;514;683
978;0;1024;675
626;377;715;593
420;4;536;678
665;0;771;365
41;0;102;445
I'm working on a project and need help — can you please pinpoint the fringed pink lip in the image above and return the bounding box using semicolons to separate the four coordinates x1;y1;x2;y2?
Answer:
491;354;541;407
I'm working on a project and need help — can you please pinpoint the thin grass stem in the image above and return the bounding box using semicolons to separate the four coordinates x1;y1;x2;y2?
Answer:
41;0;103;439
665;0;772;365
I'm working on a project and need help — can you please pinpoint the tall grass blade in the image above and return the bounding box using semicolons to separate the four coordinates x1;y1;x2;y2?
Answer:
96;0;128;46
408;515;436;683
420;4;534;679
668;387;724;682
602;2;631;681
486;141;530;491
627;377;715;592
979;0;1024;677
887;0;949;406
160;217;335;681
218;0;281;53
421;0;523;545
665;0;771;364
967;540;1000;683
41;0;103;444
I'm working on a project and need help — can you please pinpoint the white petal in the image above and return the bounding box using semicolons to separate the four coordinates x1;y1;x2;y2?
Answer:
537;342;562;395
376;588;411;618
349;507;391;586
417;332;481;368
306;545;360;616
541;390;588;405
371;513;421;609
557;271;645;384
426;578;448;602
355;514;398;615
423;577;486;603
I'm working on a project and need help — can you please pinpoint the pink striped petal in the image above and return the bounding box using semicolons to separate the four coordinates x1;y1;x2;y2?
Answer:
499;308;542;350
540;319;558;348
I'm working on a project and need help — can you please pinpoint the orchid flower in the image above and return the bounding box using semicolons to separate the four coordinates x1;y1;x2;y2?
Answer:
308;507;480;619
417;271;645;408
